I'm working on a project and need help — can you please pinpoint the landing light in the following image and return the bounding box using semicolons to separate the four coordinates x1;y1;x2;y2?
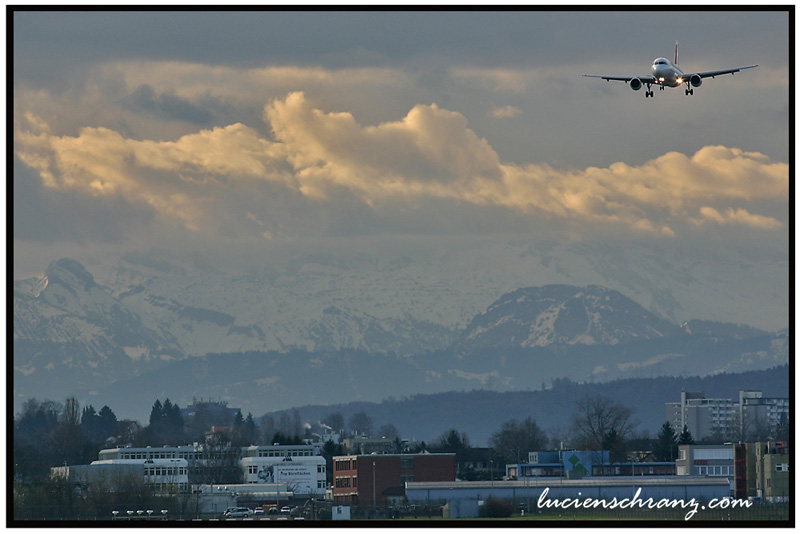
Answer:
677;77;683;84
658;77;665;82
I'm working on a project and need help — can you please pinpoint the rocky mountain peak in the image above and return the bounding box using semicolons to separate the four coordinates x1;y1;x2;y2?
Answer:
44;258;97;292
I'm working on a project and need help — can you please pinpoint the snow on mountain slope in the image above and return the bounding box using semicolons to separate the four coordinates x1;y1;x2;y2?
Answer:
456;285;685;351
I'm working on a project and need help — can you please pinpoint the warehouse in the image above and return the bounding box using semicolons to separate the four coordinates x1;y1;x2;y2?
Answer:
405;477;732;519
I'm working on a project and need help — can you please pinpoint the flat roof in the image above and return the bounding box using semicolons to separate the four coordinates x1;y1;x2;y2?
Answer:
334;453;455;459
407;477;730;490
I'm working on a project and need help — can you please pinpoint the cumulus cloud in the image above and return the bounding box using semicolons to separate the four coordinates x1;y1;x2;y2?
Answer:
14;92;788;237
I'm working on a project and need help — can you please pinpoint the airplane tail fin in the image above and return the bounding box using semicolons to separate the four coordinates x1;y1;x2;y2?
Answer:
674;41;679;65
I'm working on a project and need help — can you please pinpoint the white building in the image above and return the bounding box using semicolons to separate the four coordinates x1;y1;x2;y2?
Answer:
52;457;189;494
239;444;326;496
91;458;189;492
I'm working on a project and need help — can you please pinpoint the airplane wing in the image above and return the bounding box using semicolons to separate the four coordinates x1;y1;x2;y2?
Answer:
582;74;658;83
684;65;758;79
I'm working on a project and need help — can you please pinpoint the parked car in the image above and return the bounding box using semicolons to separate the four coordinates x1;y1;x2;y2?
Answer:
254;507;264;516
280;506;292;514
267;507;279;515
223;507;254;518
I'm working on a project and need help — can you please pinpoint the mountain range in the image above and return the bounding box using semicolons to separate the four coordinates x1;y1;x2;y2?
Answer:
12;256;788;422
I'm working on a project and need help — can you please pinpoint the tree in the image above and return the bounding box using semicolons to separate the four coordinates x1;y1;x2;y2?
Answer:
96;406;118;442
432;429;472;477
322;412;345;434
677;425;694;445
569;395;636;451
490;417;548;465
147;398;184;445
348;411;373;437
52;397;92;466
653;421;678;462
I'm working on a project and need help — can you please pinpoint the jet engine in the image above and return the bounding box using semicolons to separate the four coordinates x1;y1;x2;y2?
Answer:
629;78;642;91
690;74;703;88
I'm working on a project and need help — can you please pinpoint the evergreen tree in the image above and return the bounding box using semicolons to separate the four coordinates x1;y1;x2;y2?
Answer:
97;406;118;441
678;425;694;445
602;428;626;464
654;421;678;462
432;428;471;477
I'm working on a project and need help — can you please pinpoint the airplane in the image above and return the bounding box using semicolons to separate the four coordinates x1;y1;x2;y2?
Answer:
583;42;757;98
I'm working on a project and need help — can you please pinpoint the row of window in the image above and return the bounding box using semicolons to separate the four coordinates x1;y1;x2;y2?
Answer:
335;477;357;488
114;449;319;461
146;482;189;491
334;460;356;471
696;465;733;476
257;450;313;457
144;467;186;477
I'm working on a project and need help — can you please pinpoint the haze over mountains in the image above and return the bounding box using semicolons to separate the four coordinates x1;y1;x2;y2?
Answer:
13;243;788;423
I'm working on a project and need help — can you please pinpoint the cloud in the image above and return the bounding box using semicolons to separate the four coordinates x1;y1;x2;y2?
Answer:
14;92;788;239
695;206;783;230
491;105;523;118
126;84;214;124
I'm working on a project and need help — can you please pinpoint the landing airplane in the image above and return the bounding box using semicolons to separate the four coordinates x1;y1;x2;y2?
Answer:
583;43;757;98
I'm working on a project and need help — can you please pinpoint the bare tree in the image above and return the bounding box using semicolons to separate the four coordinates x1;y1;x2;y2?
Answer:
348;411;373;437
569;395;636;452
490;417;548;465
322;412;345;434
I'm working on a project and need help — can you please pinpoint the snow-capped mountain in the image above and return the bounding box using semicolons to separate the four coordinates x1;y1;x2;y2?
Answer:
12;239;789;416
13;259;183;402
455;284;685;352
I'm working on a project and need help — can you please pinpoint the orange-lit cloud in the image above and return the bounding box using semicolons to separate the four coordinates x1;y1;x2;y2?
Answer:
15;92;788;235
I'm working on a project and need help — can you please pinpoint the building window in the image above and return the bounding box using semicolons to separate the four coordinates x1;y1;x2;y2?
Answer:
401;457;414;469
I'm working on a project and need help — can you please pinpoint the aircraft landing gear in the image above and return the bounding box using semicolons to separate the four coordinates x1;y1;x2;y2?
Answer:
645;84;654;98
684;87;694;96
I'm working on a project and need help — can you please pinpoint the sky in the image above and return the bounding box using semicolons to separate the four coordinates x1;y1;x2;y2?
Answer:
12;8;791;284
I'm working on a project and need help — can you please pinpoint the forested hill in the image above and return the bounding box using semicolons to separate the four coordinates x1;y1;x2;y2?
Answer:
266;365;790;447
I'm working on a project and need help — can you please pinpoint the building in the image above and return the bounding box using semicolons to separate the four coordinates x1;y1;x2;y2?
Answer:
332;453;456;505
405;478;732;519
459;448;496;479
96;443;325;493
666;390;789;442
181;399;241;427
239;444;326;496
666;391;737;441
506;450;675;479
676;444;735;492
734;441;789;503
739;391;790;439
342;436;396;455
99;444;240;485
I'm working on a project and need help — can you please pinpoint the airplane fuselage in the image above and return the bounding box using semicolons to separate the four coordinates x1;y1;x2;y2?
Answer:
651;57;685;87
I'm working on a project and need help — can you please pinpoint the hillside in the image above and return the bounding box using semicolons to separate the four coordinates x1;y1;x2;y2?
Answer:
265;365;790;446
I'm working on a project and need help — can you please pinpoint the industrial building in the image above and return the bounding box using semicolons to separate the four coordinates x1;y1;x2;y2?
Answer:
405;477;732;519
